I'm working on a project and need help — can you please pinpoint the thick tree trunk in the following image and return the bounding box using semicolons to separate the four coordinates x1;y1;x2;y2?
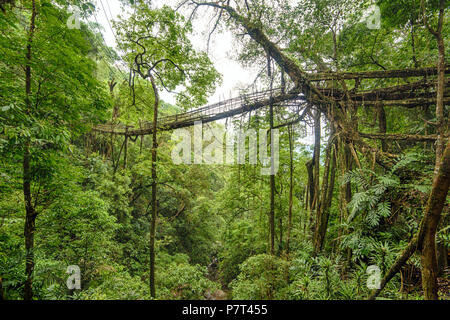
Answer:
313;134;336;254
149;74;159;298
422;230;440;300
195;2;331;105
421;0;447;300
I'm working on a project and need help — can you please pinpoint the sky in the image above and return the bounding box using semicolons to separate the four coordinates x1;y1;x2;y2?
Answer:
85;0;318;145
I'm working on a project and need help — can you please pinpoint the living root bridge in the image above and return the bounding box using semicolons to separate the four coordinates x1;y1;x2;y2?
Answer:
92;65;449;138
308;66;450;81
93;88;306;136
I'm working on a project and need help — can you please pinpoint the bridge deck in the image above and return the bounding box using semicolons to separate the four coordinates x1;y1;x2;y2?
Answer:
92;66;448;136
94;88;304;136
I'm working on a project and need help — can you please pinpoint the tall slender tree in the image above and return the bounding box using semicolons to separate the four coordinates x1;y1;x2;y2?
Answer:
114;3;220;297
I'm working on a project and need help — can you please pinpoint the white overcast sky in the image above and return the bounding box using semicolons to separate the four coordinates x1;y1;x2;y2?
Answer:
86;0;318;145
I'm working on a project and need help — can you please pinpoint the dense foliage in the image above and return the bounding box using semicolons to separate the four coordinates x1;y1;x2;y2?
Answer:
0;0;448;300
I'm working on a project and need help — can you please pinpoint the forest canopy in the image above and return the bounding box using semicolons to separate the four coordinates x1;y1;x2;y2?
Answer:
0;0;448;301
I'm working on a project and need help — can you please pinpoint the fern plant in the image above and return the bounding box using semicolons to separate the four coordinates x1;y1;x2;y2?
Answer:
343;169;399;228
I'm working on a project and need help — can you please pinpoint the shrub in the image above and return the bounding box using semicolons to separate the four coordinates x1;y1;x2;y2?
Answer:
230;254;289;300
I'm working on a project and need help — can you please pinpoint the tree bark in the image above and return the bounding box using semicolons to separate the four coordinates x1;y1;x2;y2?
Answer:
286;125;294;256
312;109;321;221
421;0;447;300
306;159;314;211
193;1;330;105
313;134;336;254
268;60;275;256
149;74;159;298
